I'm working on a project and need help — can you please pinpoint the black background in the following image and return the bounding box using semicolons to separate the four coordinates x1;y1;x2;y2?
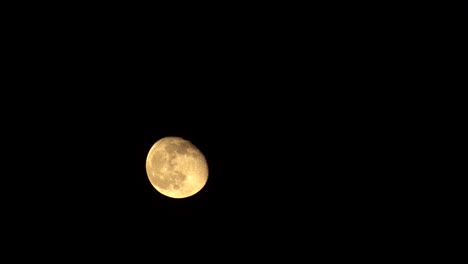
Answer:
76;1;467;17
75;0;465;212
3;1;465;257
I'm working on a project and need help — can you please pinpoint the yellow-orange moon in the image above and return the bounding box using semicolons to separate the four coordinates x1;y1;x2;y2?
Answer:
145;137;208;199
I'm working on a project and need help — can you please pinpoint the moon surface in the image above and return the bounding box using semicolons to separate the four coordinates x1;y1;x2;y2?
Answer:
146;137;208;199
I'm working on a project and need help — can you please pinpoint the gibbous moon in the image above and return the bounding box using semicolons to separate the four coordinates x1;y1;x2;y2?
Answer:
146;137;208;199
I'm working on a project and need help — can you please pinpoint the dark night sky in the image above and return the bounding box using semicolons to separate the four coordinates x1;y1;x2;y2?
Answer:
77;1;464;209
78;1;467;17
5;2;464;255
69;1;466;236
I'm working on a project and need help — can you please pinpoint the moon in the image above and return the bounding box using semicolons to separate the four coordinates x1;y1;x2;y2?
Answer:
145;137;208;199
